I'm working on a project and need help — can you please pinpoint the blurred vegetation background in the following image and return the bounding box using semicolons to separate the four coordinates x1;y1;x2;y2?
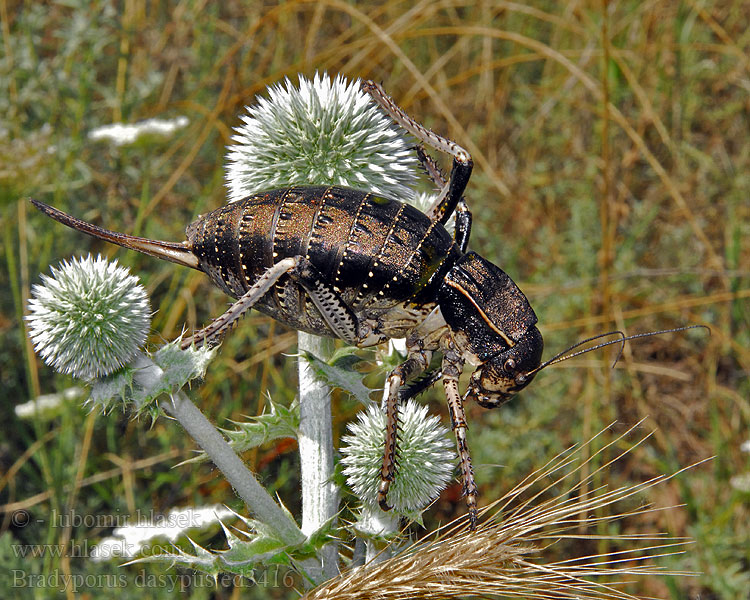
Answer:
1;1;748;598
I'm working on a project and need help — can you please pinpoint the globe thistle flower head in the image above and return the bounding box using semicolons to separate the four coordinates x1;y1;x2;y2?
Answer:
225;73;418;201
341;400;456;514
26;255;151;380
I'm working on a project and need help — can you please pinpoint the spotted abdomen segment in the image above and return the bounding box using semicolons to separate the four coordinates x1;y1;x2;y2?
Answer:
187;186;459;337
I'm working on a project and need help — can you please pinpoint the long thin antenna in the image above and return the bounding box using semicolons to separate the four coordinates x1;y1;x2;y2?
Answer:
529;325;709;376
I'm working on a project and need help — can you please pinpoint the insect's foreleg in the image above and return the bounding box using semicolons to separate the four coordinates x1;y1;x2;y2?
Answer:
361;80;473;226
362;81;471;163
398;369;442;402
181;257;300;349
441;337;478;530
430;157;473;228
378;349;431;512
414;146;472;251
415;145;447;190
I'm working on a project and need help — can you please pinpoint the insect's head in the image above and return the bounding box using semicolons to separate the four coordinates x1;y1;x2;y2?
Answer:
465;324;543;408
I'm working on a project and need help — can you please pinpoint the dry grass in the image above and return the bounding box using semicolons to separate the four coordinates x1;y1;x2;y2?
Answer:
306;425;699;600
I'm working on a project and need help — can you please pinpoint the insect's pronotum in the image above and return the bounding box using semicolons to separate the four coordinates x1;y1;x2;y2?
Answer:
31;81;696;528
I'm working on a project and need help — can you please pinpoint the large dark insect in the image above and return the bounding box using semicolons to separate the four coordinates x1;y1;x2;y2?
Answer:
31;81;697;528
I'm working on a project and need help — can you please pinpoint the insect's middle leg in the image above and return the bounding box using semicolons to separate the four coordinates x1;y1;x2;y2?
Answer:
377;348;431;511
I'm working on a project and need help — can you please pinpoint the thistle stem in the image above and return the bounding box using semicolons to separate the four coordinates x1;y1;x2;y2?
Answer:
131;355;306;546
298;331;340;579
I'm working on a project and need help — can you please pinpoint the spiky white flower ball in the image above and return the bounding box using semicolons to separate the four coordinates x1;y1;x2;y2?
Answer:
341;400;456;514
225;73;417;201
26;255;151;380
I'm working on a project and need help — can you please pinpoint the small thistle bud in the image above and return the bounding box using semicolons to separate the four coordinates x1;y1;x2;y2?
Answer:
225;72;417;201
341;400;456;515
26;255;151;380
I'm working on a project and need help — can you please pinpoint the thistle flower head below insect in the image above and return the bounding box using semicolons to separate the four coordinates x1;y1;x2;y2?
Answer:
341;400;456;514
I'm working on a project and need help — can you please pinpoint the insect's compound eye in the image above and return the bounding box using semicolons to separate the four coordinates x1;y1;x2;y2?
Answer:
503;358;516;374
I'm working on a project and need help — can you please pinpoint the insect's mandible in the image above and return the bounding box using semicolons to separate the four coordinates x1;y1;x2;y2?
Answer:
31;81;689;529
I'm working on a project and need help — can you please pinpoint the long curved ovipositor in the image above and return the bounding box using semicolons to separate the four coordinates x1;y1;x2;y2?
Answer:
29;199;200;270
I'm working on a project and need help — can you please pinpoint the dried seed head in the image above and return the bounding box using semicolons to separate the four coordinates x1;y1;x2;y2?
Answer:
26;255;151;380
225;72;417;201
307;424;698;600
341;400;456;514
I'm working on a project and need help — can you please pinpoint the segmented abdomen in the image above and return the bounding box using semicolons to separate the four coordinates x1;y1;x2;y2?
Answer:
188;186;458;336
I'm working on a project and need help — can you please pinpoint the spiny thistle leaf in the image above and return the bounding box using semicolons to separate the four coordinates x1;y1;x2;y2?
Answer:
219;533;287;573
302;349;374;405
222;399;300;448
129;512;336;580
87;343;216;417
93;505;235;564
87;365;140;415
126;517;288;577
153;339;216;390
130;536;289;580
181;399;300;465
125;538;221;573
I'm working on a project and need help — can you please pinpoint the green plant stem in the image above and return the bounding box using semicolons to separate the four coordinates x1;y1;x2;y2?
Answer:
298;332;340;579
131;356;306;546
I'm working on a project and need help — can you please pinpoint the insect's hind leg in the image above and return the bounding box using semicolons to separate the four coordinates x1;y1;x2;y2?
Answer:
181;257;300;349
362;81;473;227
183;256;360;350
289;258;359;345
415;146;473;253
